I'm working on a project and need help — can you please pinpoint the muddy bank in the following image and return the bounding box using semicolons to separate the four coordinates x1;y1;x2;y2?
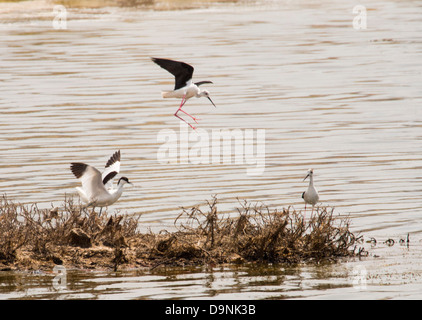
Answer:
0;195;360;271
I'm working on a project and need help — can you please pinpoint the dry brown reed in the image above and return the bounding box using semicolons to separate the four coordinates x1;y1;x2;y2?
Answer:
0;195;359;271
171;196;358;264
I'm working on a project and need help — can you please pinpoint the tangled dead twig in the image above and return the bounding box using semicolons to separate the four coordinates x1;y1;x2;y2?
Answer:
172;196;357;264
0;195;141;270
1;194;359;271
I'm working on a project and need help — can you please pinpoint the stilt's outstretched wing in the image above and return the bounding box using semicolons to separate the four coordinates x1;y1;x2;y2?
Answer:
152;58;194;90
195;81;213;87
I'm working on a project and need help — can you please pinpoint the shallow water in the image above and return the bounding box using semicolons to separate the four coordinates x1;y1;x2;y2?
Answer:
0;0;422;299
1;242;422;300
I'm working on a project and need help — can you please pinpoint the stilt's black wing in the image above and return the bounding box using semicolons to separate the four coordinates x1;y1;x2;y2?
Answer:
195;81;213;87
152;58;194;90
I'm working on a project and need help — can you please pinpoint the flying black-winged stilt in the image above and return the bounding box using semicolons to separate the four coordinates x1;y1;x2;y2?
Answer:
151;57;216;130
70;150;132;214
302;168;319;216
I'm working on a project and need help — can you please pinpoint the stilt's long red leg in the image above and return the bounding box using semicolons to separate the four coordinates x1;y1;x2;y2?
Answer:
179;96;186;108
178;108;200;123
174;94;197;129
175;95;187;114
174;111;196;130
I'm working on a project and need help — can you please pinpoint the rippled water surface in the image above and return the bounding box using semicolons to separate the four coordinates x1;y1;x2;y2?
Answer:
1;0;422;299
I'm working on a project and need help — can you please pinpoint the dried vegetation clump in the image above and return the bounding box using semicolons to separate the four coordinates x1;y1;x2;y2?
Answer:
167;197;358;265
0;195;359;271
0;195;139;271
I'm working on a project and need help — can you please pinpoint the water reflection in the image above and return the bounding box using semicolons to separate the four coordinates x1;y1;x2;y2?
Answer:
1;240;422;299
1;0;422;299
0;264;335;300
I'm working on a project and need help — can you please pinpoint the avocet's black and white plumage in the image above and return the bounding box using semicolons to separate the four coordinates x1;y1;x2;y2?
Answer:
70;150;132;212
302;168;319;215
151;57;216;130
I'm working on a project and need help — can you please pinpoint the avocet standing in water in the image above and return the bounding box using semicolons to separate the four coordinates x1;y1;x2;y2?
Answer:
70;150;132;214
302;168;319;216
151;57;216;130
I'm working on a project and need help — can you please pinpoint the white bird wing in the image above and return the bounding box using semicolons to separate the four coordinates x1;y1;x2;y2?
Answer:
102;150;121;190
71;163;108;201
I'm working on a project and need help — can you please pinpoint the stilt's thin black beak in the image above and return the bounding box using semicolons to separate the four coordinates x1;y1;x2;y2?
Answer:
303;174;310;181
208;96;216;108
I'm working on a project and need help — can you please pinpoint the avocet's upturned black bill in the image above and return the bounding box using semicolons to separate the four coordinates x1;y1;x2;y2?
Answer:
151;57;215;130
70;150;132;214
